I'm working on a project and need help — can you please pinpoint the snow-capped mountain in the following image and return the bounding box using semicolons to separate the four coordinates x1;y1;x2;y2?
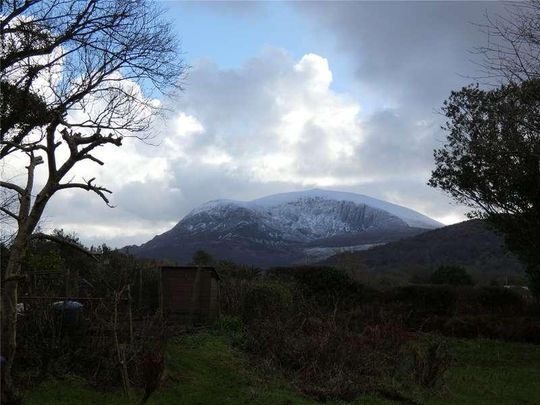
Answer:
126;189;442;267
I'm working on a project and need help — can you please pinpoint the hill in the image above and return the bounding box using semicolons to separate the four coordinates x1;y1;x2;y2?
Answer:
323;219;525;284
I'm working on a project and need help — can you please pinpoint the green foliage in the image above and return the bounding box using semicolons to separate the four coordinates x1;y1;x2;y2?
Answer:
21;332;540;405
430;79;540;296
0;80;53;138
430;265;473;286
392;285;457;316
404;336;452;389
242;282;292;323
215;261;261;316
152;333;313;405
215;260;260;280
192;250;214;266
22;240;65;296
477;286;524;312
269;266;366;307
216;315;251;349
440;338;540;404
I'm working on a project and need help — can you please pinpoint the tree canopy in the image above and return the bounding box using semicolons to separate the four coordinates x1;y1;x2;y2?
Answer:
429;79;540;295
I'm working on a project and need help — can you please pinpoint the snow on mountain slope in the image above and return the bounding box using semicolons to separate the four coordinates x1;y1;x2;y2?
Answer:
250;189;442;229
185;189;441;233
127;189;441;266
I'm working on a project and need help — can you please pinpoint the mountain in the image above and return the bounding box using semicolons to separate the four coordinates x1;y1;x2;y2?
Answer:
323;219;525;283
125;189;441;267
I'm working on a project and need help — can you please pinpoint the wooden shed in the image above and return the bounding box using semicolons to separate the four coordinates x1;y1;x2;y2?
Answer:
160;266;220;324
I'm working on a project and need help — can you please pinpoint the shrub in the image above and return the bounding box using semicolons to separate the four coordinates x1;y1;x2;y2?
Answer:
140;351;164;404
430;265;473;286
216;315;251;349
242;297;414;402
269;266;367;308
192;250;213;266
215;261;261;316
442;316;480;339
477;286;524;313
242;282;292;323
404;336;451;389
390;285;457;316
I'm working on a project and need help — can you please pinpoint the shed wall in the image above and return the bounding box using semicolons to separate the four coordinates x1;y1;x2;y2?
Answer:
161;267;219;324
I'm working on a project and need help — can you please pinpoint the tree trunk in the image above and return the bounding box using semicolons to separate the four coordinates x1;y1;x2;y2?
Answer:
1;234;27;403
1;178;49;402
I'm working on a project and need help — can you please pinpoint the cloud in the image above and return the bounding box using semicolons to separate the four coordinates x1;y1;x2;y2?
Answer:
31;45;471;247
168;50;366;184
296;2;506;109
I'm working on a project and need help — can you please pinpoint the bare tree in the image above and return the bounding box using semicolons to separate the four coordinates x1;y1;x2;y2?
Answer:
0;0;185;400
475;0;540;83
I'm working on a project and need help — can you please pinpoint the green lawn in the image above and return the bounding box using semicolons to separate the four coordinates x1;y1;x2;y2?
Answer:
24;333;540;405
427;338;540;405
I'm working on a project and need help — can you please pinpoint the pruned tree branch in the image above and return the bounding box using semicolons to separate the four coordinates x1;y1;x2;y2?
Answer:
56;178;114;206
30;232;99;261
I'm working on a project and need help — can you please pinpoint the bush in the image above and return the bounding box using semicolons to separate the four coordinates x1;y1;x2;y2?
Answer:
390;285;457;316
215;261;261;316
216;315;251;349
477;286;524;313
404;336;451;389
16;302;89;381
430;265;473;286
246;313;412;402
242;282;292;323
269;266;367;308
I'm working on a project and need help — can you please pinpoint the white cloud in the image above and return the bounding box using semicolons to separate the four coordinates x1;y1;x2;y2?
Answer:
24;48;466;247
294;53;333;93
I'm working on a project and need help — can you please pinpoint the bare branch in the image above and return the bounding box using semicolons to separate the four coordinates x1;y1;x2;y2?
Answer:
30;232;99;261
55;178;114;207
82;154;104;166
473;1;540;84
0;181;25;195
0;207;19;221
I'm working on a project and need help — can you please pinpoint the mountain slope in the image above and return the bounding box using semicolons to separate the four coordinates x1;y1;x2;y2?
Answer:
323;220;525;282
126;189;441;267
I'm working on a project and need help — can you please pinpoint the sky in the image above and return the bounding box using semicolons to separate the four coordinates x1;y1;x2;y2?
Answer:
24;1;509;247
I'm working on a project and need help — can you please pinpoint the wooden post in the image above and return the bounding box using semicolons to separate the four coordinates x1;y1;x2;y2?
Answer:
73;268;79;297
138;266;143;311
189;267;202;326
159;268;163;320
113;289;131;400
128;284;133;345
217;276;221;321
65;267;71;298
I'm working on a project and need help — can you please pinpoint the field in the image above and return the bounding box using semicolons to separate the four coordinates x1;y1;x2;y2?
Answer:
24;331;540;405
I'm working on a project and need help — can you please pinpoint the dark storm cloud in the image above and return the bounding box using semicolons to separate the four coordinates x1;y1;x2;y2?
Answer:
358;109;439;178
297;1;506;111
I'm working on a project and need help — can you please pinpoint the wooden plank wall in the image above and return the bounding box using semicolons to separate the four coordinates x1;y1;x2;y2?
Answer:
161;267;219;324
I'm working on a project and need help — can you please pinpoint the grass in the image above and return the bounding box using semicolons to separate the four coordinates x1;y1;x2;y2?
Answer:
24;332;540;405
23;332;313;405
427;338;540;405
150;332;313;404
